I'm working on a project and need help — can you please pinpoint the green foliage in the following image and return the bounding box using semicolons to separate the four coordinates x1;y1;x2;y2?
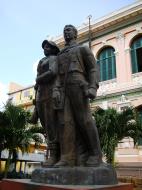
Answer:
0;102;43;177
93;107;142;165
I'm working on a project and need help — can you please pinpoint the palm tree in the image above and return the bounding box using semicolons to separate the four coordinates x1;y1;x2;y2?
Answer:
93;108;119;164
0;102;43;178
133;111;142;144
93;107;142;165
0;111;8;172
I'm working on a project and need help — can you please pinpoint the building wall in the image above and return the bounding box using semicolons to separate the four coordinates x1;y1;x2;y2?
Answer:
8;85;35;111
90;20;142;111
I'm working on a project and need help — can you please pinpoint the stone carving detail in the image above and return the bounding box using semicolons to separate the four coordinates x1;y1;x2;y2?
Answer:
116;32;124;40
132;73;142;84
97;79;117;96
102;40;107;45
124;47;131;53
135;25;142;34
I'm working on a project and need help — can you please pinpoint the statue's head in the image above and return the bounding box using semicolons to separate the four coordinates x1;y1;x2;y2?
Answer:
63;25;78;42
42;40;60;56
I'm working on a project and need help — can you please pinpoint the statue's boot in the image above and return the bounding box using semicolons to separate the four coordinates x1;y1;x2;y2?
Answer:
86;155;102;167
44;144;60;167
82;120;103;167
54;159;76;168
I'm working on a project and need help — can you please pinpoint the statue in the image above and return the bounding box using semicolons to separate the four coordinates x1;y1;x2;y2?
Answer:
53;25;102;167
30;40;60;166
31;26;118;186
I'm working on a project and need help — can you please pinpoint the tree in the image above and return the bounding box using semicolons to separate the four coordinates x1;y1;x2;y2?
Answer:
0;109;12;172
0;102;43;178
93;107;142;165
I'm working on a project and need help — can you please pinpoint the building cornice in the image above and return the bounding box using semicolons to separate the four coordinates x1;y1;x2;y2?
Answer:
54;1;142;48
96;84;142;101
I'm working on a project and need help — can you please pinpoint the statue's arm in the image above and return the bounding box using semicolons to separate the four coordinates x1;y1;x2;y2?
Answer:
36;70;54;84
52;61;62;109
34;60;41;88
81;46;99;99
81;46;99;90
36;57;57;84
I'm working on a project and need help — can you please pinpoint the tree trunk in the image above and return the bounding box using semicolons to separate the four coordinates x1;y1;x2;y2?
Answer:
4;149;12;178
0;150;2;172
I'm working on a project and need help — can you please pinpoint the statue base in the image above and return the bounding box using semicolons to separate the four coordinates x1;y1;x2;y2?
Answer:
31;163;118;185
1;179;133;190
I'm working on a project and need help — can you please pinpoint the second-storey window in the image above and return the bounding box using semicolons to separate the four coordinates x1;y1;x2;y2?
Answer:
97;47;116;82
131;36;142;74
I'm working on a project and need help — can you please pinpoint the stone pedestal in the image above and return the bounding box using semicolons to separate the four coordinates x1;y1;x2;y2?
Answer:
31;163;118;185
1;179;133;190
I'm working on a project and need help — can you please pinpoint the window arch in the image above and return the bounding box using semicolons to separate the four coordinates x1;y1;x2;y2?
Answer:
131;36;142;73
97;47;116;82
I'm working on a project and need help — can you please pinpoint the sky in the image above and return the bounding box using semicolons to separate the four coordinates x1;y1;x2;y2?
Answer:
0;0;137;107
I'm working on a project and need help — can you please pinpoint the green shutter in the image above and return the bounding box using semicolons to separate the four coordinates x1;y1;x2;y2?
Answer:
131;49;138;73
131;36;142;74
97;47;116;81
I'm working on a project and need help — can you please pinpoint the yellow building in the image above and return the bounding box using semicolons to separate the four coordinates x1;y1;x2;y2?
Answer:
8;82;35;111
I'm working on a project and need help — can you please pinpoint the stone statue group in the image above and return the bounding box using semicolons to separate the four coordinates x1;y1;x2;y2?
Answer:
30;25;102;168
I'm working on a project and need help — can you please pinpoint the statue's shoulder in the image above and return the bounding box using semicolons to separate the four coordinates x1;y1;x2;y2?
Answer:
79;44;90;51
40;57;47;63
77;45;91;56
37;57;46;68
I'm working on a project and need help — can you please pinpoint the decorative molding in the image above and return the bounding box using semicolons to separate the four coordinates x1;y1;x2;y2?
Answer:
97;79;117;96
135;25;142;33
102;40;107;45
132;72;142;77
124;47;131;53
132;72;142;84
114;50;119;55
116;32;125;40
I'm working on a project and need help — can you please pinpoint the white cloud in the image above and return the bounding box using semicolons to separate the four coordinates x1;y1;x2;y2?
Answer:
0;82;8;110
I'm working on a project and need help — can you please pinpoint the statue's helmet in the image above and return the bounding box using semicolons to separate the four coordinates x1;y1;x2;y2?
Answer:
42;40;60;53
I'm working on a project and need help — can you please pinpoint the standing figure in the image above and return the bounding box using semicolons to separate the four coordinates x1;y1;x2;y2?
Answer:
53;25;102;167
31;40;60;166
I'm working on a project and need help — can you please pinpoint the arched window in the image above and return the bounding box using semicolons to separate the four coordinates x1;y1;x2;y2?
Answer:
131;36;142;73
97;47;116;82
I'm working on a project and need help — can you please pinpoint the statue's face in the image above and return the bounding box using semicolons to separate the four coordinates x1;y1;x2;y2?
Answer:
43;44;53;56
64;26;75;42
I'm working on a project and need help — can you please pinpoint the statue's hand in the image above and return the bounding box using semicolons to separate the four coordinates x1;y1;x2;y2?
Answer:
34;83;38;90
85;88;97;100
